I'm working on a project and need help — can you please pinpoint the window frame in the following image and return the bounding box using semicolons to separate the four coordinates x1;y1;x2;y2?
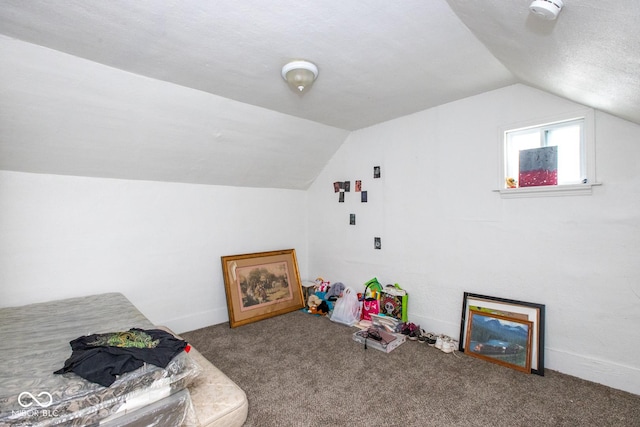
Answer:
497;108;598;198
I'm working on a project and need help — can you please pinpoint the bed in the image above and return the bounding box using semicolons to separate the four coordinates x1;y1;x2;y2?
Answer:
0;293;248;426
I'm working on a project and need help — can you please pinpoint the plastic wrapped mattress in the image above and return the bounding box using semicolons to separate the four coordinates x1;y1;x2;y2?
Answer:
0;293;200;426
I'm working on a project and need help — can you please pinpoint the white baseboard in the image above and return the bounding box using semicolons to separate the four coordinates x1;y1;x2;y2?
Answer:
410;314;639;396
409;314;461;340
163;307;229;334
545;347;640;396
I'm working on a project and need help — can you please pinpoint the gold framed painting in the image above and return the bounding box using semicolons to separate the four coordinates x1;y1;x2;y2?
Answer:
221;249;304;328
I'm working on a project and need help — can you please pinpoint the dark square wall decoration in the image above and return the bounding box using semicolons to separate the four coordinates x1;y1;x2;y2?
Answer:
374;237;381;249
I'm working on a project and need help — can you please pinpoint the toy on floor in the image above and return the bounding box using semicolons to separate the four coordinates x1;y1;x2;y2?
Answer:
309;301;330;315
307;294;329;315
314;277;331;293
324;282;345;301
308;294;321;309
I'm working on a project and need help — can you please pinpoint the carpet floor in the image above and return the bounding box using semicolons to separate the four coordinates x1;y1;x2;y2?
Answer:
181;310;640;427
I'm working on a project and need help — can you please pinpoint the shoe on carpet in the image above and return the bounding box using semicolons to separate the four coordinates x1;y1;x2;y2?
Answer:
400;322;421;340
441;338;458;354
435;334;450;350
424;332;437;346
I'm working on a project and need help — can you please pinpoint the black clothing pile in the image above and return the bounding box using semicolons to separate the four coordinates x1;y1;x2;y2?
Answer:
54;328;188;387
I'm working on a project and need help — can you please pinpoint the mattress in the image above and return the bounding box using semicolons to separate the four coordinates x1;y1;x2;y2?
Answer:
100;389;195;427
0;293;200;426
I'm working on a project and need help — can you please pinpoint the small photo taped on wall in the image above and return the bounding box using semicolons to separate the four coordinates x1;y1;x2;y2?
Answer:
361;191;367;203
373;166;381;178
350;214;356;225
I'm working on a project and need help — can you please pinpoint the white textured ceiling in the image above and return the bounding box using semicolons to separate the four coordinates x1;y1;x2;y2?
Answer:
447;0;640;126
0;0;638;189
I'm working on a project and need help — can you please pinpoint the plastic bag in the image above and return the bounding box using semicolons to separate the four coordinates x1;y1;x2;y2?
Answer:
330;287;361;326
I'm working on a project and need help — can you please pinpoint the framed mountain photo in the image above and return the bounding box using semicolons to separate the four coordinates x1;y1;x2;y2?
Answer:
465;309;533;373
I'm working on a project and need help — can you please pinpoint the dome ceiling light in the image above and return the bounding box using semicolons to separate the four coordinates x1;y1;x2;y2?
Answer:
281;60;318;93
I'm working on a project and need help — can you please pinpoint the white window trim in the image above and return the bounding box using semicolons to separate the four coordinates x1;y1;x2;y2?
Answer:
496;108;599;198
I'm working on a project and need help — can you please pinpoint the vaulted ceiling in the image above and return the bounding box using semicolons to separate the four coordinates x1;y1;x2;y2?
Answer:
1;1;638;189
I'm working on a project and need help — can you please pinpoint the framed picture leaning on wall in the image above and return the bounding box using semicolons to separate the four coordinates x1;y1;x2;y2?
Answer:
460;292;545;375
221;249;304;328
465;309;533;373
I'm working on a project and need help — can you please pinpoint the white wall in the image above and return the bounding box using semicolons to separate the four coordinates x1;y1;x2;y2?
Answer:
0;171;308;333
307;84;640;395
2;82;639;395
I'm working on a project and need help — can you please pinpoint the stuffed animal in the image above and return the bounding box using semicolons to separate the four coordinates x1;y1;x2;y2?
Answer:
506;177;517;188
317;301;329;314
314;277;331;293
308;300;329;316
324;282;345;301
307;294;322;310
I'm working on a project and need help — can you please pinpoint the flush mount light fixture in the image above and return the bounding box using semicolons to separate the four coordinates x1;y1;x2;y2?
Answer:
281;60;318;93
529;0;563;20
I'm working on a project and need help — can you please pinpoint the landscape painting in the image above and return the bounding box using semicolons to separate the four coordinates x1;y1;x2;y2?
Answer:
465;309;533;373
236;262;293;310
221;249;304;328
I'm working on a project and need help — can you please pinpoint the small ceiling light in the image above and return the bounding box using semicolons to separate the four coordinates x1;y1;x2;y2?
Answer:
281;60;318;93
529;0;563;20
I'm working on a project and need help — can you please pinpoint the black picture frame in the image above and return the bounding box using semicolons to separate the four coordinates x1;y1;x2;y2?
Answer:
460;292;545;376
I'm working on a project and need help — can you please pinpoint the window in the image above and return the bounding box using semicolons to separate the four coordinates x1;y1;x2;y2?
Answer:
499;109;597;198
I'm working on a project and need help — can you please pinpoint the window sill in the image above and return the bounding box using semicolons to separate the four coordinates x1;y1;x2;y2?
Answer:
494;182;602;198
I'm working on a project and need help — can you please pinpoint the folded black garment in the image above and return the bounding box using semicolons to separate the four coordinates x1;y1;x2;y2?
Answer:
54;328;188;387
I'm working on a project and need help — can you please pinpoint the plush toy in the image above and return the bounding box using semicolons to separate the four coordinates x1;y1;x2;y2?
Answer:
307;295;329;315
324;282;345;301
314;277;331;293
317;301;330;314
308;300;329;315
307;294;322;310
506;177;517;188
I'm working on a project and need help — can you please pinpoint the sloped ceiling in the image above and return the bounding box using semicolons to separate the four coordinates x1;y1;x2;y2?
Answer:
0;0;638;189
446;0;640;126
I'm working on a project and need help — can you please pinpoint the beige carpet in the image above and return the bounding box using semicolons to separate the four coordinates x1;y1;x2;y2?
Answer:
182;310;639;427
